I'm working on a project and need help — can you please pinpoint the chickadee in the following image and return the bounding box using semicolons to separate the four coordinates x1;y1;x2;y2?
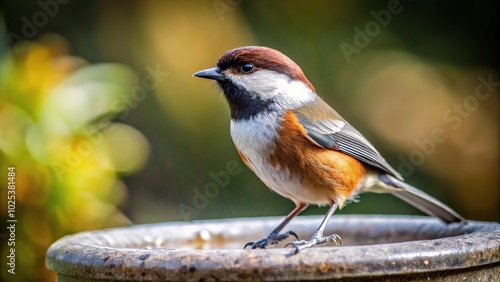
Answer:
193;46;466;253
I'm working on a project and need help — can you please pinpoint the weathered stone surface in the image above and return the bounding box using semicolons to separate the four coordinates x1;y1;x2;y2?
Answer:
46;215;500;281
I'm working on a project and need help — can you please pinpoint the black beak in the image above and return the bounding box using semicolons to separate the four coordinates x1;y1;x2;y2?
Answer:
193;67;225;81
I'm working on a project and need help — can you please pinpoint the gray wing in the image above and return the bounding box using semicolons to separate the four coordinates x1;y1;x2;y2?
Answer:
296;112;403;180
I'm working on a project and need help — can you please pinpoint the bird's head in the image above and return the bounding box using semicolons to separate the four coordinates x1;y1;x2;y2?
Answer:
194;46;317;120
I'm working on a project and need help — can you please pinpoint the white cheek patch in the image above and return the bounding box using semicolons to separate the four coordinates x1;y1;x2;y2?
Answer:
227;70;316;109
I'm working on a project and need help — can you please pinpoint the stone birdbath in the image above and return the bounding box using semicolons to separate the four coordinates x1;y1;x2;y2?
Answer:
46;215;499;281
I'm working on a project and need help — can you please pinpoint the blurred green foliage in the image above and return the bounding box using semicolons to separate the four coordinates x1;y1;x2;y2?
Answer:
0;27;149;282
0;1;498;281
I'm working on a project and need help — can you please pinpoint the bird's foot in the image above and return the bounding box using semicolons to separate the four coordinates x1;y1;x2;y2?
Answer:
244;231;299;249
285;231;342;254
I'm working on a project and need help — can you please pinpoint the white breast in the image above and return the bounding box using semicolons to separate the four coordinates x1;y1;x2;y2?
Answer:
230;112;321;204
230;112;280;166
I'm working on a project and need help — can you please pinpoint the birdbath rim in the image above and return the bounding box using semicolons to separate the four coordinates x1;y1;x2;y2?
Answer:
46;215;500;281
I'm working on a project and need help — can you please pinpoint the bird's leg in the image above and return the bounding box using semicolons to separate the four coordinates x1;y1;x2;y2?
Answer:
286;202;342;254
244;203;308;249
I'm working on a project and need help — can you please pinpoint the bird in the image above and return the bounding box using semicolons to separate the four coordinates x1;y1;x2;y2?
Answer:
193;46;466;253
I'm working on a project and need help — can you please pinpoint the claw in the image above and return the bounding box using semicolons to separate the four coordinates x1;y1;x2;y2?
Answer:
284;237;306;249
332;234;342;245
245;239;268;249
287;230;299;240
243;230;299;250
286;232;342;254
243;242;255;249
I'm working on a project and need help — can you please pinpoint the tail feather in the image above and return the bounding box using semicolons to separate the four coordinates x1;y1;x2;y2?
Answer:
379;174;466;224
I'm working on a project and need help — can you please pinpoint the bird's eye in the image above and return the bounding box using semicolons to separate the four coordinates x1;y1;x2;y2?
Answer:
240;63;254;74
